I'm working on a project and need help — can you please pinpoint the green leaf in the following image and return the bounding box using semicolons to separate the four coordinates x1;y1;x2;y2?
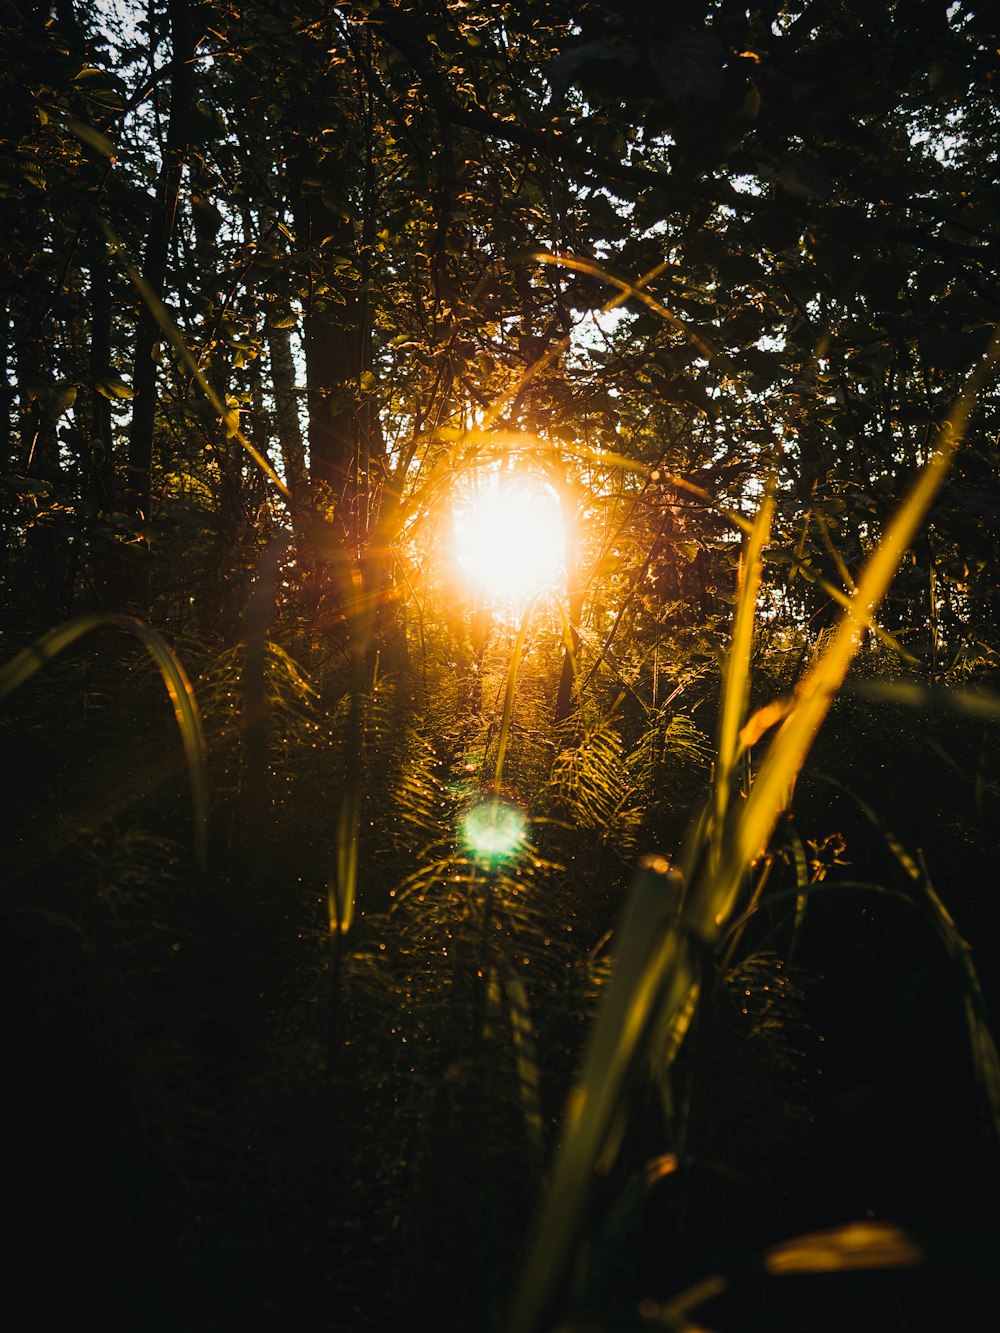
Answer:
0;614;208;872
510;857;687;1333
191;99;227;141
36;382;78;418
65;116;116;158
95;374;134;400
19;161;46;189
649;31;725;112
775;155;832;201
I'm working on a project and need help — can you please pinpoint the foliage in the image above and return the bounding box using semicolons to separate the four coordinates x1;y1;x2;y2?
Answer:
2;0;999;1329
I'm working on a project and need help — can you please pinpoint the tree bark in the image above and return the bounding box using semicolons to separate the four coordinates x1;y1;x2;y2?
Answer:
296;195;363;531
267;323;308;514
125;0;195;603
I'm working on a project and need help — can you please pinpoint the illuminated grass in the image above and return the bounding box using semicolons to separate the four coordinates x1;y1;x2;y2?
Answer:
508;323;1000;1333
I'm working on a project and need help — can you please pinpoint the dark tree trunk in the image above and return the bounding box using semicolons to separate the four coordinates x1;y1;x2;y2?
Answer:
0;298;11;606
125;0;195;605
297;196;363;531
84;230;123;609
267;323;308;514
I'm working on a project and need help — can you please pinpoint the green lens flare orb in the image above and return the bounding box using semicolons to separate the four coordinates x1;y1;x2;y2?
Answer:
460;798;527;862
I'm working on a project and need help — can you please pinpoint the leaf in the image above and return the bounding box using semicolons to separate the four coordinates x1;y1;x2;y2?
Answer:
648;30;725;113
19;161;46;189
659;1222;921;1324
95;374;134;400
36;382;78;419
0;614;208;872
775;155;832;201
848;681;1000;721
707;482;775;899
71;67;125;111
65;116;115;158
191;99;227;141
545;38;639;97
765;1222;922;1275
509;857;686;1333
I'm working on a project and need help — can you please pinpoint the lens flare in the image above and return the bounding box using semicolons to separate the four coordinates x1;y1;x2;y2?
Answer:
452;475;564;604
460;798;527;863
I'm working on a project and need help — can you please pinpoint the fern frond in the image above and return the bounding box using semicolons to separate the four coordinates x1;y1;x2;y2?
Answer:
547;720;643;857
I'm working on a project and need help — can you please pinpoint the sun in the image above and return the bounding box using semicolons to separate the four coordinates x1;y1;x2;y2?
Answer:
451;473;565;604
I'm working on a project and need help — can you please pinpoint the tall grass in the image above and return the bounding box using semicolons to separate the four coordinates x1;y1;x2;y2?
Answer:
508;329;1000;1333
0;613;208;871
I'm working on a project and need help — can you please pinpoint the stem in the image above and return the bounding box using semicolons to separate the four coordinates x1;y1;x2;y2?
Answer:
493;595;537;786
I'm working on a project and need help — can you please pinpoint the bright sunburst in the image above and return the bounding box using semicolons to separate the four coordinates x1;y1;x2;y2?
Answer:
451;474;565;604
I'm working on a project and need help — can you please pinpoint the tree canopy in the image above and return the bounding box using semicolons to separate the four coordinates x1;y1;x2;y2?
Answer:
2;0;997;646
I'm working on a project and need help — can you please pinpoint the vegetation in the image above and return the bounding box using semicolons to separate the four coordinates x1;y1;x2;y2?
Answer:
2;1;999;1328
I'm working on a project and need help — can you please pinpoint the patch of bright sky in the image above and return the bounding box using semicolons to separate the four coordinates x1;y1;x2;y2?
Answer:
729;174;764;196
93;0;144;63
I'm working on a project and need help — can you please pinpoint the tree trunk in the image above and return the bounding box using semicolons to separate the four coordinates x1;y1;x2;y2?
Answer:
125;0;195;605
0;298;12;606
267;323;308;514
297;195;363;532
84;230;124;609
554;476;584;724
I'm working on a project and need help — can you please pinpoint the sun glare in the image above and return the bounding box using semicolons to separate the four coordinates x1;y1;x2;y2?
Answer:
460;798;527;864
451;474;565;604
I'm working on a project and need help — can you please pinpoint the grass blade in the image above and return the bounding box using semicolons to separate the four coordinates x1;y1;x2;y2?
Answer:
693;331;1000;940
503;968;544;1157
849;680;1000;721
509;334;999;1333
709;481;774;876
330;778;359;935
0;613;208;872
654;1222;922;1326
509;855;685;1333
